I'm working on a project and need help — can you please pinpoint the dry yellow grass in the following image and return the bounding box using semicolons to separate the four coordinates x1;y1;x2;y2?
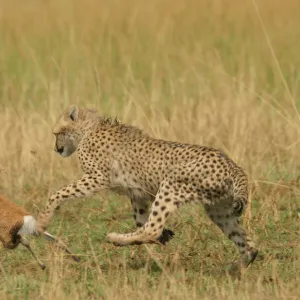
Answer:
0;0;299;299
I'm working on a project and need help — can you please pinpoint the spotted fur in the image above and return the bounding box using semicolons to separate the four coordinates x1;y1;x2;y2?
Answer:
37;105;258;269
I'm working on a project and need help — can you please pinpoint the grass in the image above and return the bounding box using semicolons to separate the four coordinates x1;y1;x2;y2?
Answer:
0;0;300;299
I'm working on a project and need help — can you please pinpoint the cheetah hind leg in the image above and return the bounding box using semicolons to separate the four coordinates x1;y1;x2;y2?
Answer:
206;207;258;276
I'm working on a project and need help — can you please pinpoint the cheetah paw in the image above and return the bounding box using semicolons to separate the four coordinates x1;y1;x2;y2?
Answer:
157;229;175;245
107;233;126;246
107;232;145;246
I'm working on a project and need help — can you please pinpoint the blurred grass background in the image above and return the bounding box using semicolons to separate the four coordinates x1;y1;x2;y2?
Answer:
0;0;299;299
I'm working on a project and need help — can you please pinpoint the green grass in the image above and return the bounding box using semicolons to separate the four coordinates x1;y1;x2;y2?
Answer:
1;193;299;299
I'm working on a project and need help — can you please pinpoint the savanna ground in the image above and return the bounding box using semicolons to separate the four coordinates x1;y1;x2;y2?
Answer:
0;0;299;299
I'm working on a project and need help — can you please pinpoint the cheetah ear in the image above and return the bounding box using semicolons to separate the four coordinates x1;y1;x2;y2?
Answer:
68;105;79;121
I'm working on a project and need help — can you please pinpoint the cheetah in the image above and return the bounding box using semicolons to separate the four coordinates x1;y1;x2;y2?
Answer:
36;104;258;270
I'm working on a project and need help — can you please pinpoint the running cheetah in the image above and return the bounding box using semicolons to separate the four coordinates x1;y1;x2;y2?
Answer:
36;105;258;269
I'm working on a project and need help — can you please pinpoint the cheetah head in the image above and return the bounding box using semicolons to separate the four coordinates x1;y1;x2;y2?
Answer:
52;105;89;157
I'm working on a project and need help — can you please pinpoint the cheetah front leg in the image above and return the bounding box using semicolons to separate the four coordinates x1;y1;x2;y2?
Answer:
107;179;185;246
130;196;175;245
37;173;108;233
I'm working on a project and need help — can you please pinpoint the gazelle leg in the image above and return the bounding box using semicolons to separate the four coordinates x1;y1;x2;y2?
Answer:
43;231;80;262
20;236;46;270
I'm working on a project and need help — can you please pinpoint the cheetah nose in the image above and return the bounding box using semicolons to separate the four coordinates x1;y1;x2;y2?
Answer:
55;147;64;154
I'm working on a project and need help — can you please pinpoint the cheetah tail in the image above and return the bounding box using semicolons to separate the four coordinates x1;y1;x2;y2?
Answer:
232;198;247;217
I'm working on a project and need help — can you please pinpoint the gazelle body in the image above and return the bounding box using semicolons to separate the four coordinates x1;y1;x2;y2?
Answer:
0;195;79;269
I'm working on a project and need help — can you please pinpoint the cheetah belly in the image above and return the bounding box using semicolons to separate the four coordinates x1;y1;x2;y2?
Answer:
110;175;150;199
110;160;154;200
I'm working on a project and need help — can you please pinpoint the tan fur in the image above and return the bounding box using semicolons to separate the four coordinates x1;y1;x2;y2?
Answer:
37;104;258;269
0;195;79;268
0;195;29;248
